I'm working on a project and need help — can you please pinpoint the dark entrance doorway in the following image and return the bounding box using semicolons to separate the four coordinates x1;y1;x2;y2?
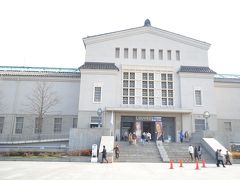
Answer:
142;121;155;140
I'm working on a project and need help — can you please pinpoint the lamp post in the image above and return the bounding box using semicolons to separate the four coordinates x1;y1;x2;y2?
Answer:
203;111;210;130
97;108;103;128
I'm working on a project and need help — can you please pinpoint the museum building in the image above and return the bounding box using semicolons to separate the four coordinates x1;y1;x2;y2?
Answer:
0;20;240;149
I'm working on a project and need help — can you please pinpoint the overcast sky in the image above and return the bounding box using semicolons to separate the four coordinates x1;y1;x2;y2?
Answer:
0;0;239;74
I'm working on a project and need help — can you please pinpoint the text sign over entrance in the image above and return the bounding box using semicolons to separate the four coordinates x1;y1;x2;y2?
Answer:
152;116;162;122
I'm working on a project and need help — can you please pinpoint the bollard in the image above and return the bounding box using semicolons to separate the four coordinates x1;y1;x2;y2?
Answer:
195;160;200;170
202;159;206;168
179;159;183;167
169;160;174;169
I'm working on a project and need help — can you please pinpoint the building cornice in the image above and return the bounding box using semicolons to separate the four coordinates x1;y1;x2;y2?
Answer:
83;26;211;50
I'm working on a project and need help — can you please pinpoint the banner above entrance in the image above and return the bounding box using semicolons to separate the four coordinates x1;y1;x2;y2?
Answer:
152;116;162;122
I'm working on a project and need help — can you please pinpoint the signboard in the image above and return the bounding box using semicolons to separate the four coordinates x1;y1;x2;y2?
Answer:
152;116;162;122
91;144;98;163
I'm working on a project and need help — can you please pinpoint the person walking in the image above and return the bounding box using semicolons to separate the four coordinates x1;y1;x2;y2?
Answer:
188;145;194;161
216;149;219;167
101;145;108;163
113;145;120;159
194;146;199;161
225;151;232;165
198;146;202;160
180;130;184;143
218;149;225;167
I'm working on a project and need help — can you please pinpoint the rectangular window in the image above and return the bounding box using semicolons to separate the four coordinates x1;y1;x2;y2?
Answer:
142;97;148;105
129;89;135;96
142;89;148;96
150;49;154;59
167;50;171;60
161;82;167;89
124;48;128;59
15;117;24;134
123;97;128;104
129;97;135;104
168;82;173;89
168;98;173;106
34;118;42;134
123;72;128;79
149;73;154;80
162;90;167;97
149;81;154;88
0;117;4;134
129;81;135;88
115;48;120;58
130;72;135;79
149;98;154;105
142;81;148;88
224;122;232;132
141;49;146;59
142;73;147;80
54;118;62;133
161;74;166;81
73;118;78;128
90;116;102;128
149;89;154;96
94;87;101;102
123;80;128;87
195;90;202;105
133;48;137;59
122;72;135;105
176;50;180;60
159;49;163;60
123;89;128;96
168;90;173;97
167;74;173;81
162;98;167;106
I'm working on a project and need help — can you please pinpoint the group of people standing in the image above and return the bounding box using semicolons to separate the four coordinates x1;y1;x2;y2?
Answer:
126;131;152;145
188;145;202;161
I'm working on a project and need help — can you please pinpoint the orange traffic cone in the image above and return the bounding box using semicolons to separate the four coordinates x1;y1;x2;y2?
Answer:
195;160;200;170
202;159;206;168
179;159;183;167
170;160;174;169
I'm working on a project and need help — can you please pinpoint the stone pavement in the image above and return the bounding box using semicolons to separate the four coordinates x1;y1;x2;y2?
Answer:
0;161;239;180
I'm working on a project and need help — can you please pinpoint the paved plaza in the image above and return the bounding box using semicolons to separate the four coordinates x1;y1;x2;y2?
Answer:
0;161;239;180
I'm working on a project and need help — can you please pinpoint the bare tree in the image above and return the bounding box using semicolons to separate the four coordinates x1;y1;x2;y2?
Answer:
26;82;59;134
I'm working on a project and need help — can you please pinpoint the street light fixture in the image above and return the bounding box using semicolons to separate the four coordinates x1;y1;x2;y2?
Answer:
97;108;103;128
203;111;210;130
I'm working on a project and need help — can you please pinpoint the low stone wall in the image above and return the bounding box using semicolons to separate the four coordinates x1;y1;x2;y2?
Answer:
69;128;110;150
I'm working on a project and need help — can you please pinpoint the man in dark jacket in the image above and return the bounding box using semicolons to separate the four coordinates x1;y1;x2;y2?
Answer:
216;149;219;167
101;145;108;163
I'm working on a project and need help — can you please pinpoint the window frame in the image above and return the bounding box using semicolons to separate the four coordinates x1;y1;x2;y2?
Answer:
0;117;4;134
194;88;203;106
115;47;120;58
54;118;62;133
15;117;24;134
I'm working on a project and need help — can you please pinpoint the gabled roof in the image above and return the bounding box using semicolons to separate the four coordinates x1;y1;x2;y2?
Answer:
178;66;216;74
0;66;80;78
83;20;211;50
79;62;119;71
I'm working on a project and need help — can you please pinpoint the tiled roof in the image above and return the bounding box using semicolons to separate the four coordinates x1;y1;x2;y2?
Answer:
178;66;216;74
0;66;80;78
79;62;119;71
214;74;240;83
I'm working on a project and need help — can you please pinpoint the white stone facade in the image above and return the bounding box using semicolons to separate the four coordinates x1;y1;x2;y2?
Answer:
1;20;240;149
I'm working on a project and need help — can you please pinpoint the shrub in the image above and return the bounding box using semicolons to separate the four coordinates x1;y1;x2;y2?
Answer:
231;152;240;159
80;149;91;156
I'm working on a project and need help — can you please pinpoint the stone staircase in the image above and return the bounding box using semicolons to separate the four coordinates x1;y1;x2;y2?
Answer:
162;142;215;163
114;141;161;163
